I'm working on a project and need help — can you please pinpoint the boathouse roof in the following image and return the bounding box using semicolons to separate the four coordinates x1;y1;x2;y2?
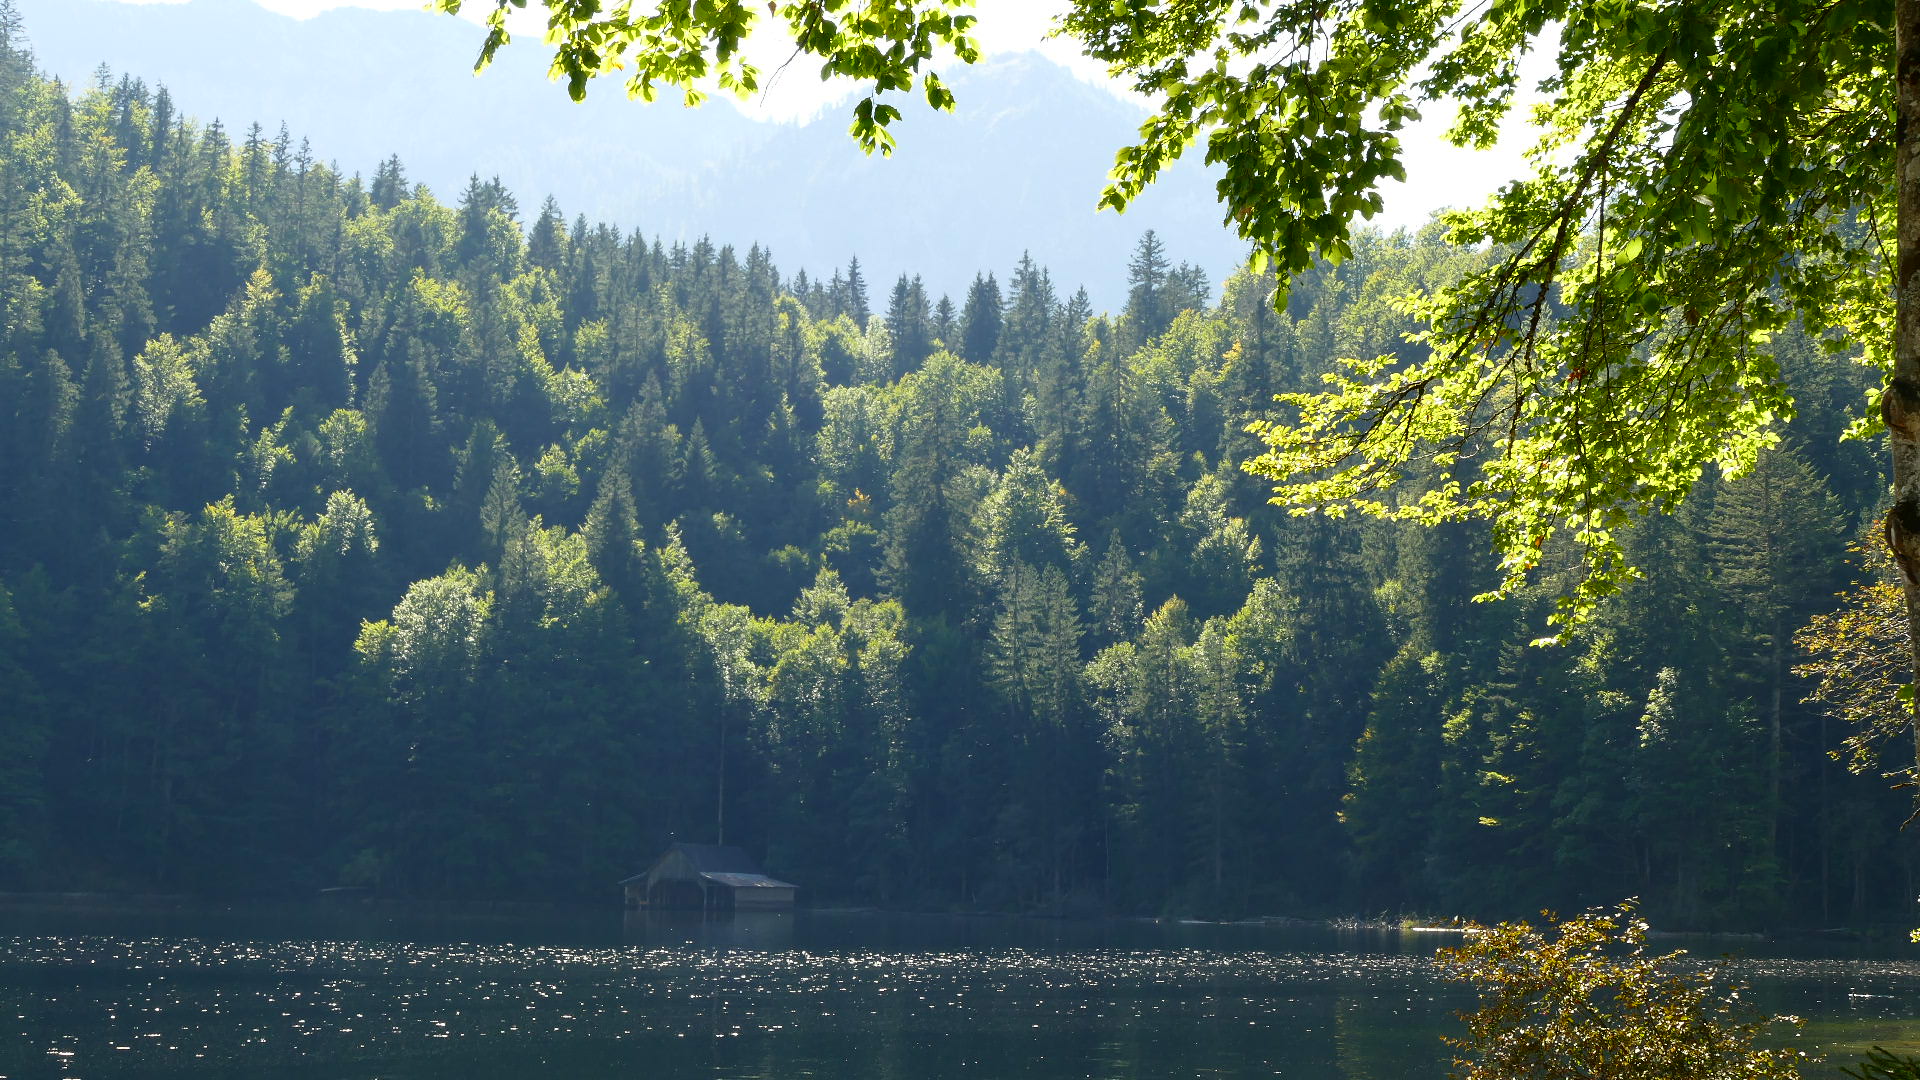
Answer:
619;843;789;886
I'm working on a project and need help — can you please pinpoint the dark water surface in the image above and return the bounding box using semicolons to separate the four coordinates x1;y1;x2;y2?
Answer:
0;906;1914;1079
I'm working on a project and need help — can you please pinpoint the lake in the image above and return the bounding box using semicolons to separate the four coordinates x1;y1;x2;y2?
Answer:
1;906;1915;1079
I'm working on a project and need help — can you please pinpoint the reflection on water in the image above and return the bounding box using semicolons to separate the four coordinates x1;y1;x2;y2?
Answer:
626;911;798;951
0;908;1913;1079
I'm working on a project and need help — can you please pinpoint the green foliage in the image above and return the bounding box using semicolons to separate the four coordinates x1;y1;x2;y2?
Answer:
0;48;1911;920
1797;552;1913;781
440;0;979;155
1845;1047;1920;1080
1055;0;1892;636
1439;904;1811;1080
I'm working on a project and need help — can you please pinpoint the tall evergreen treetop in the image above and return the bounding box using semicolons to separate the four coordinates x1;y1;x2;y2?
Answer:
1125;230;1171;340
960;272;1002;367
845;255;870;329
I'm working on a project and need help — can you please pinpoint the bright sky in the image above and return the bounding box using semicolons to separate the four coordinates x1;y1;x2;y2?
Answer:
116;0;1541;233
116;0;1104;115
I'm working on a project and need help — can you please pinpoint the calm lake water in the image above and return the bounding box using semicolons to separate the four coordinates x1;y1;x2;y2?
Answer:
0;906;1915;1079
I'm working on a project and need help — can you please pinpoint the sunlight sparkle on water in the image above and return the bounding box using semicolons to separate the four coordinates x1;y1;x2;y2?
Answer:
1;925;1915;1079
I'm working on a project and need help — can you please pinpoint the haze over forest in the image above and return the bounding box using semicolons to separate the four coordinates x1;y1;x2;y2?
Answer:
17;0;1250;311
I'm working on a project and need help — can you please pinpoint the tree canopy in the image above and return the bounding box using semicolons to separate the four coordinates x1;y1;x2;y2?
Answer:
1439;903;1809;1080
436;0;979;154
453;0;1905;630
1;26;1912;921
413;0;1920;898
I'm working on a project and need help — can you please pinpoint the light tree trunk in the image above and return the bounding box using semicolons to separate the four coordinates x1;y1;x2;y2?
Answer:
1890;0;1920;797
1770;606;1783;851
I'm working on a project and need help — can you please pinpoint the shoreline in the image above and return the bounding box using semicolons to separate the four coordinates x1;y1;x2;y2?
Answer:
0;891;1904;941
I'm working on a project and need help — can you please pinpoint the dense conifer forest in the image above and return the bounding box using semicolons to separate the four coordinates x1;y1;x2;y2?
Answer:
0;16;1912;928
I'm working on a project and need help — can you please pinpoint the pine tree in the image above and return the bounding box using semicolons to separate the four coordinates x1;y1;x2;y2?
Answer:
988;562;1089;905
959;272;1002;365
582;460;643;599
1089;530;1144;648
1343;643;1446;905
526;195;568;272
479;455;524;558
369;155;408;211
844;254;870;328
931;294;956;349
1705;446;1848;852
1125;229;1172;340
885;273;932;376
287;274;354;409
0;582;48;883
0;0;30;110
1088;597;1202;908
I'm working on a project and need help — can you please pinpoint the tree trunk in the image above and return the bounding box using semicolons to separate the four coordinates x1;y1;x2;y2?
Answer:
1820;710;1831;925
1891;0;1920;797
1770;607;1783;851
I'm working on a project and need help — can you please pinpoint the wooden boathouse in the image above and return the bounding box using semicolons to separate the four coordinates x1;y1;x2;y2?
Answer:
620;843;797;911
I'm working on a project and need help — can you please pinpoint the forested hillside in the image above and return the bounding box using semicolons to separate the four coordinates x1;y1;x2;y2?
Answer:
14;0;1249;310
0;18;1909;929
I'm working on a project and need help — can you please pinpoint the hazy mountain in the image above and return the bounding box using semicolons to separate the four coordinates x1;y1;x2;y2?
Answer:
17;0;1247;307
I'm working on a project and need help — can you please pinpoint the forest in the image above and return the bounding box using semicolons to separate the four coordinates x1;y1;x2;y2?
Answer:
0;15;1912;930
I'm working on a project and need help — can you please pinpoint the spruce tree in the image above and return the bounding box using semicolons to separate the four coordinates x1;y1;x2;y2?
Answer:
1125;229;1171;340
885;273;932;376
526;196;568;272
931;294;956;349
1706;447;1849;848
959;272;1002;366
369;155;408;211
844;254;869;328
